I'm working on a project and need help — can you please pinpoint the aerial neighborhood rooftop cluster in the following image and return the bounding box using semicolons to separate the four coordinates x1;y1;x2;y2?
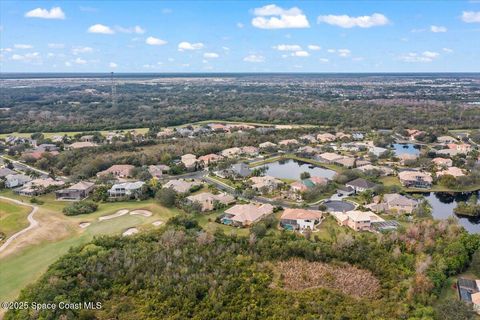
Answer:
1;120;479;238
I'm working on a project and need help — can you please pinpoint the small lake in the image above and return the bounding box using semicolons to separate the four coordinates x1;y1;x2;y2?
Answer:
419;191;480;233
392;143;421;156
254;159;336;180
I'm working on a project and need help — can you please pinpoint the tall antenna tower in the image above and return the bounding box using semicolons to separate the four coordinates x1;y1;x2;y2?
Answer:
110;72;117;108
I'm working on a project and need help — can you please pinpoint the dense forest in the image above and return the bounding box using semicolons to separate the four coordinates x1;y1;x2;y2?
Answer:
1;74;480;132
6;216;480;319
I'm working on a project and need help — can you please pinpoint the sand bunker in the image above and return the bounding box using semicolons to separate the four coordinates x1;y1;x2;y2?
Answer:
122;227;139;236
152;221;163;227
99;209;129;221
79;222;91;228
130;209;152;217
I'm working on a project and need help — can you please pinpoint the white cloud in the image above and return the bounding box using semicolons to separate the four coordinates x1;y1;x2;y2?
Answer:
88;24;115;34
203;52;219;59
72;46;93;55
74;57;87;65
251;4;310;29
400;51;440;62
319;58;329;63
292;50;309;57
162;8;173;14
0;48;13;52
337;49;351;57
48;43;64;49
273;44;302;51
178;41;204;51
25;7;65;19
116;25;145;34
109;62;118;68
14;44;33;49
430;25;447;33
11;52;40;62
461;11;480;23
317;13;389;28
243;54;265;62
237;22;245;28
146;36;167;46
442;47;453;53
308;44;321;51
327;49;336;53
65;61;72;67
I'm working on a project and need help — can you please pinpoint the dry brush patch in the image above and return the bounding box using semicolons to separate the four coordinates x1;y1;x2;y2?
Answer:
274;258;381;299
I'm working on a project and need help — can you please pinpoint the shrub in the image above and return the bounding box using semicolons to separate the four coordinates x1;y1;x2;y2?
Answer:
63;201;98;216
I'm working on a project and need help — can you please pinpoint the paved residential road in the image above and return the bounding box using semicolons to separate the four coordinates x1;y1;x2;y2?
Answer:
0;196;39;254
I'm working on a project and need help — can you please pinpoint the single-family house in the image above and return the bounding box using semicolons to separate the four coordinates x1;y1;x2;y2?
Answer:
227;163;252;179
221;147;242;158
198;154;224;166
398;171;433;188
5;174;31;188
367;193;418;214
369;146;388;157
241;146;259;156
249;176;283;192
316;133;336;143
16;178;65;196
280;208;323;231
55;181;95;200
432;157;453;168
437;136;458;144
186;192;235;212
357;164;394;176
290;176;327;193
148;164;171;179
300;134;317;143
316;152;343;163
97;164;135;178
163;179;201;193
181;154;198;170
437;166;465;178
398;153;418;165
448;143;472;154
278;139;299;146
108;181;145;198
221;203;274;227
457;278;480;314
66;141;98;150
259;141;277;149
0;167;15;178
345;178;378;193
331;210;384;232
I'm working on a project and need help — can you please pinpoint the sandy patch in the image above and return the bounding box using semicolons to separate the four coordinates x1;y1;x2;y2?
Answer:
79;222;91;228
99;209;129;221
152;220;163;227
122;227;139;236
130;209;152;217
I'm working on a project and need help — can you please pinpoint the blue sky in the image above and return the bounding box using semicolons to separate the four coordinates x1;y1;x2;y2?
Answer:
1;1;480;72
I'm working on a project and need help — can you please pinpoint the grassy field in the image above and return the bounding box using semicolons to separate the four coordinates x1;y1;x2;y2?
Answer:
0;190;259;307
0;199;31;241
0;128;150;140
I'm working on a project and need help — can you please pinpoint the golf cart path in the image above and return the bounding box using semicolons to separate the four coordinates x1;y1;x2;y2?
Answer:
0;196;39;253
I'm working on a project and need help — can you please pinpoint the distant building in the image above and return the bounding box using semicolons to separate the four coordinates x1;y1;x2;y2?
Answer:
56;181;95;201
97;165;135;179
108;181;145;198
345;178;378;193
368;193;418;214
186;192;235;212
398;171;433;188
457;278;480;314
163;179;201;193
280;208;323;231
221;203;274;227
5;174;32;188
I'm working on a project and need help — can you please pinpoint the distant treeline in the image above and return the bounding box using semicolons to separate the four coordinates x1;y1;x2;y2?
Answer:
1;78;479;133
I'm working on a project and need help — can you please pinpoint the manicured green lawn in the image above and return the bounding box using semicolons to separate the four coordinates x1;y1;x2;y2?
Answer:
0;199;31;241
0;196;180;305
